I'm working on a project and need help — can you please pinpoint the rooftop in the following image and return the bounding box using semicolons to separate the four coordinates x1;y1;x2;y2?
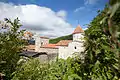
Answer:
56;40;72;46
41;44;58;49
20;51;47;57
40;36;49;39
73;25;84;34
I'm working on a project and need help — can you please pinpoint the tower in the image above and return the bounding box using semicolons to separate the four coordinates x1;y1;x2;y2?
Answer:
73;25;84;42
35;34;41;52
35;34;49;52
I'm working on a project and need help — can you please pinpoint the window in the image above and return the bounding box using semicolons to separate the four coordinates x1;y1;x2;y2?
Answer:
74;46;77;49
41;42;43;45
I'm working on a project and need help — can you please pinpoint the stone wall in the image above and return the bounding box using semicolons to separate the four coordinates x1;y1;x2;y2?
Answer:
38;48;58;60
38;48;58;54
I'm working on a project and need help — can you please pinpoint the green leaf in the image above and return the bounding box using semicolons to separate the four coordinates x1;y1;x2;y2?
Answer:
110;2;120;18
69;74;82;80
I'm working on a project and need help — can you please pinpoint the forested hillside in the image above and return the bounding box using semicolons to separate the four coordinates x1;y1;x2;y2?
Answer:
49;34;72;44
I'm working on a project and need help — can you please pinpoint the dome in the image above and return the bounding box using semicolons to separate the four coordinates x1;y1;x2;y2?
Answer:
73;25;84;34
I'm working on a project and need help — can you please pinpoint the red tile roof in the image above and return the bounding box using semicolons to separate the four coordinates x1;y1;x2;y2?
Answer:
40;36;49;39
73;25;84;34
41;40;72;48
56;40;72;46
41;44;58;49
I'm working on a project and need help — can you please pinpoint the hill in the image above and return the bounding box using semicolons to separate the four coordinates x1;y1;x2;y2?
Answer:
49;34;73;44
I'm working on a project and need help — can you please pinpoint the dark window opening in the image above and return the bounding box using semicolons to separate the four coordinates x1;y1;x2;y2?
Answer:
74;46;77;49
41;42;43;45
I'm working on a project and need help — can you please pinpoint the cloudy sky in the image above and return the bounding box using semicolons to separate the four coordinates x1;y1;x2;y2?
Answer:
0;0;108;38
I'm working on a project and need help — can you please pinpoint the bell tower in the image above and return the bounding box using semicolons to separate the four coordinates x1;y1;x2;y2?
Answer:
73;25;84;42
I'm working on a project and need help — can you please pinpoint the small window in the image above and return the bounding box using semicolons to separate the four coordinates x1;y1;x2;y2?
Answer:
41;42;43;45
74;46;77;49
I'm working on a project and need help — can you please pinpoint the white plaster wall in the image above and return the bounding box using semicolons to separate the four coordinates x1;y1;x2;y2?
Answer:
58;46;69;59
73;33;84;42
41;38;49;45
68;42;84;58
35;36;41;52
68;42;84;53
58;41;85;59
35;36;49;52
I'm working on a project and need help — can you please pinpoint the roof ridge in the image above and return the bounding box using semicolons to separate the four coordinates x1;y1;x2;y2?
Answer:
73;25;84;34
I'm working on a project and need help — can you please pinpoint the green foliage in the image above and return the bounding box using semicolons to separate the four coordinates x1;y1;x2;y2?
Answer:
12;58;82;80
9;1;120;80
109;0;120;6
12;58;49;80
83;1;120;80
0;18;25;79
49;34;72;44
47;58;81;80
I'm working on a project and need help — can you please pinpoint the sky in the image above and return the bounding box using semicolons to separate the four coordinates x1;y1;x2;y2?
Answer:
0;0;108;38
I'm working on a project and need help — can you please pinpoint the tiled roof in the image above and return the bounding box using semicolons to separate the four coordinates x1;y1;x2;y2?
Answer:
41;44;58;49
73;25;84;34
56;40;72;46
40;36;49;39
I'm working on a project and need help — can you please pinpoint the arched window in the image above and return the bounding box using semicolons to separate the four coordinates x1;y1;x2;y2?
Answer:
41;42;43;45
74;46;77;49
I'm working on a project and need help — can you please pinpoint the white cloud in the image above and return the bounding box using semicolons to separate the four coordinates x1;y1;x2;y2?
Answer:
74;7;85;12
56;10;67;19
84;0;99;5
0;2;74;38
83;27;88;30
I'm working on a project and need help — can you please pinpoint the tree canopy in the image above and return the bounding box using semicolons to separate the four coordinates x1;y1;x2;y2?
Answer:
1;0;120;80
0;18;26;79
49;34;72;44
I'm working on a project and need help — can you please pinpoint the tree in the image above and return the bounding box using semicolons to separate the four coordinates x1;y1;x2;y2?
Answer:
0;18;25;79
12;58;81;80
49;34;72;44
10;0;120;80
82;1;120;79
109;0;120;6
12;58;49;80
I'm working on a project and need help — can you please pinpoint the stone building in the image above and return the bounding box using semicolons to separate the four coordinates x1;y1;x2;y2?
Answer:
58;25;85;59
35;25;85;59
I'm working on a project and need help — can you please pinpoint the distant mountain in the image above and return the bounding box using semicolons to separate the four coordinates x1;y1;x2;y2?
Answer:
49;34;73;44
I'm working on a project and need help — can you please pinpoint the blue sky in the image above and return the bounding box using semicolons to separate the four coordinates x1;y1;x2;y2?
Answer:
6;0;108;26
0;0;108;37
